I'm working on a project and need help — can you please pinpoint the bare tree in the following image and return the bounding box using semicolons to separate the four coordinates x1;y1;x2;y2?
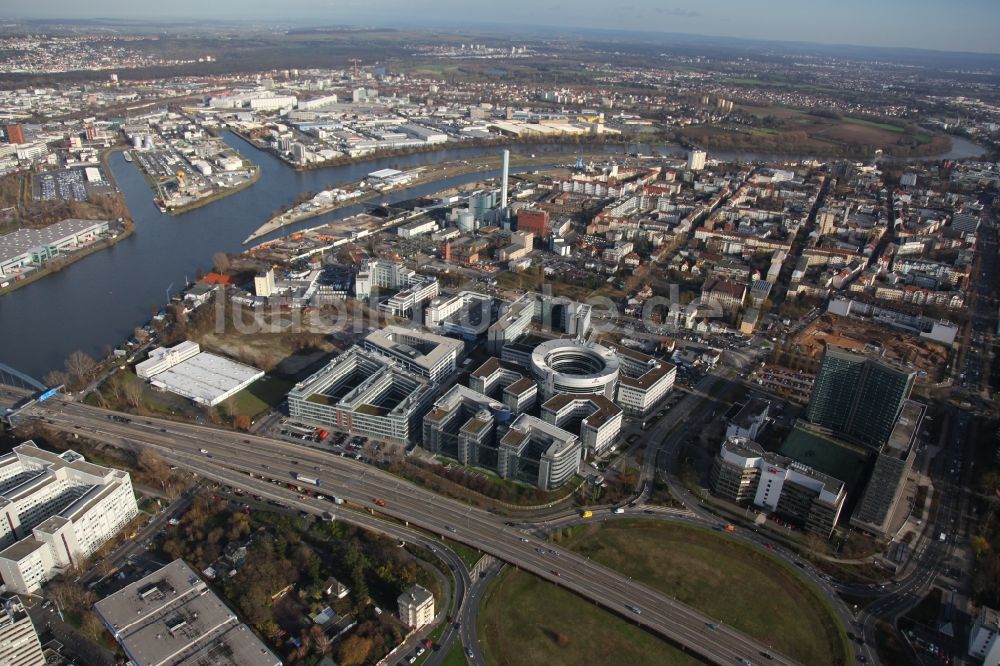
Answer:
64;350;97;389
212;252;231;273
43;370;68;388
123;380;144;409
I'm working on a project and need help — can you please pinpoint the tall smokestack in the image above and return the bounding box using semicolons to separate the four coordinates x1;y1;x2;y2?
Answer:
501;149;509;210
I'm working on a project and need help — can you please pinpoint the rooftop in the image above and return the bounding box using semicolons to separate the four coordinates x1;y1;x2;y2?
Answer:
94;559;280;666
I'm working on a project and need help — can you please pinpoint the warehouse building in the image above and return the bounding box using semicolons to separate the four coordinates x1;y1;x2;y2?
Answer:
0;218;110;278
138;342;263;407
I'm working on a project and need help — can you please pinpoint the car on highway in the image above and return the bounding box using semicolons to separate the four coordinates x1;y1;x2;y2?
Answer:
628;605;641;614
447;526;458;533
466;648;474;658
199;449;208;454
551;570;560;576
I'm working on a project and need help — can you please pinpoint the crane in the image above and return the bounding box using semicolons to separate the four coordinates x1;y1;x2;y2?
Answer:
349;58;361;77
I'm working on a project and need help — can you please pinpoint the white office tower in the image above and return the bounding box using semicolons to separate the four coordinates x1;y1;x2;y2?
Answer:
687;149;706;171
501;149;510;209
0;598;44;666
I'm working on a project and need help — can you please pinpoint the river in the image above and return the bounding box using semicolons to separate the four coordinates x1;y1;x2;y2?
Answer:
0;132;987;380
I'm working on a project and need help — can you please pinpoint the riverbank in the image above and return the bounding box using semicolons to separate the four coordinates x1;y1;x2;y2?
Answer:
230;127;637;172
0;220;134;297
243;149;611;244
166;165;261;216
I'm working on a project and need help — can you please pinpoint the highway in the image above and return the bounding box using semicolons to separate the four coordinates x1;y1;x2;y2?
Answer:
31;397;799;666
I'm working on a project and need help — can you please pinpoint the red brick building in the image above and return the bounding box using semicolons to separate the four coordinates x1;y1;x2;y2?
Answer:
516;209;550;236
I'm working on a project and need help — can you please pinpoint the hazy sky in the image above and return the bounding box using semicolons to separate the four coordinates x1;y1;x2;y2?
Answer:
8;0;1000;54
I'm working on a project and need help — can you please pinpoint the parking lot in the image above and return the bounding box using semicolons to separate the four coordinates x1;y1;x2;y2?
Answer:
34;167;112;201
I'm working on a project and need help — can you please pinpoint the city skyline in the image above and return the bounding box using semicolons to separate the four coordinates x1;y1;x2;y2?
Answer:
4;0;1000;55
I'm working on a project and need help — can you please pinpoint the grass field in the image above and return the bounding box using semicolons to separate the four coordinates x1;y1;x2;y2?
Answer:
843;116;905;133
220;376;294;418
479;568;700;666
563;520;851;666
439;642;469;666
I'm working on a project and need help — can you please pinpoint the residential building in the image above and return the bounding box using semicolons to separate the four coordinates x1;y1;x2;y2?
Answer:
687;149;706;171
288;347;436;444
0;442;139;594
363;325;462;382
0;597;44;666
969;607;1000;666
94;560;280;666
710;438;846;537
806;344;915;447
398;584;435;629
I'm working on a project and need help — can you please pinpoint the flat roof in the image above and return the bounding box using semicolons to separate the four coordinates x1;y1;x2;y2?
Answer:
149;352;263;405
542;393;621;429
94;560;280;666
884;400;924;458
0;218;108;264
364;326;462;373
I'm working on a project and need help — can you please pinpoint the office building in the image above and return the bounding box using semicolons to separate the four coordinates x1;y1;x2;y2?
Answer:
687;149;706;171
354;258;438;303
969;607;1000;666
498;415;581;491
136;341;201;379
851;400;924;535
363;325;462;382
422;385;507;469
288;347;436;444
95;560;281;666
424;291;494;338
0;442;139;594
502;377;538;415
726;398;771;441
530;339;620;399
488;294;536;354
614;346;676;416
541;393;622;457
807;345;915;447
500;149;510;210
0;597;44;666
254;268;275;297
0;219;110;278
397;584;435;629
710;438;846;537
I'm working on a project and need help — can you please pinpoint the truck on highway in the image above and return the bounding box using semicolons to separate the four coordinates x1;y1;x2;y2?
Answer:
581;510;593;518
295;473;321;486
332;497;345;505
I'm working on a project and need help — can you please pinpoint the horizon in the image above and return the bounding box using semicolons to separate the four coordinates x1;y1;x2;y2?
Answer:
4;0;1000;56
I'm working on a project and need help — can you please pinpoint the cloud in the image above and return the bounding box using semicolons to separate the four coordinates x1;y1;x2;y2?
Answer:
655;7;701;18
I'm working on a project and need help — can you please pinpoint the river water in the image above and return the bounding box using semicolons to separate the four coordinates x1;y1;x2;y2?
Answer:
0;132;987;380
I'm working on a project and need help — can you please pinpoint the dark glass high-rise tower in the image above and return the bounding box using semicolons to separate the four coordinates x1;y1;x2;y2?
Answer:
806;345;915;447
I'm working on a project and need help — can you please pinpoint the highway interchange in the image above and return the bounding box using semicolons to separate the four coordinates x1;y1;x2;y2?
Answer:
29;395;800;666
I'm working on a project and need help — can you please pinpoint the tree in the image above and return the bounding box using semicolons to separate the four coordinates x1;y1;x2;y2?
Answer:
64;350;97;390
213;252;231;273
43;370;68;388
309;624;330;654
123;380;145;409
337;635;372;666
